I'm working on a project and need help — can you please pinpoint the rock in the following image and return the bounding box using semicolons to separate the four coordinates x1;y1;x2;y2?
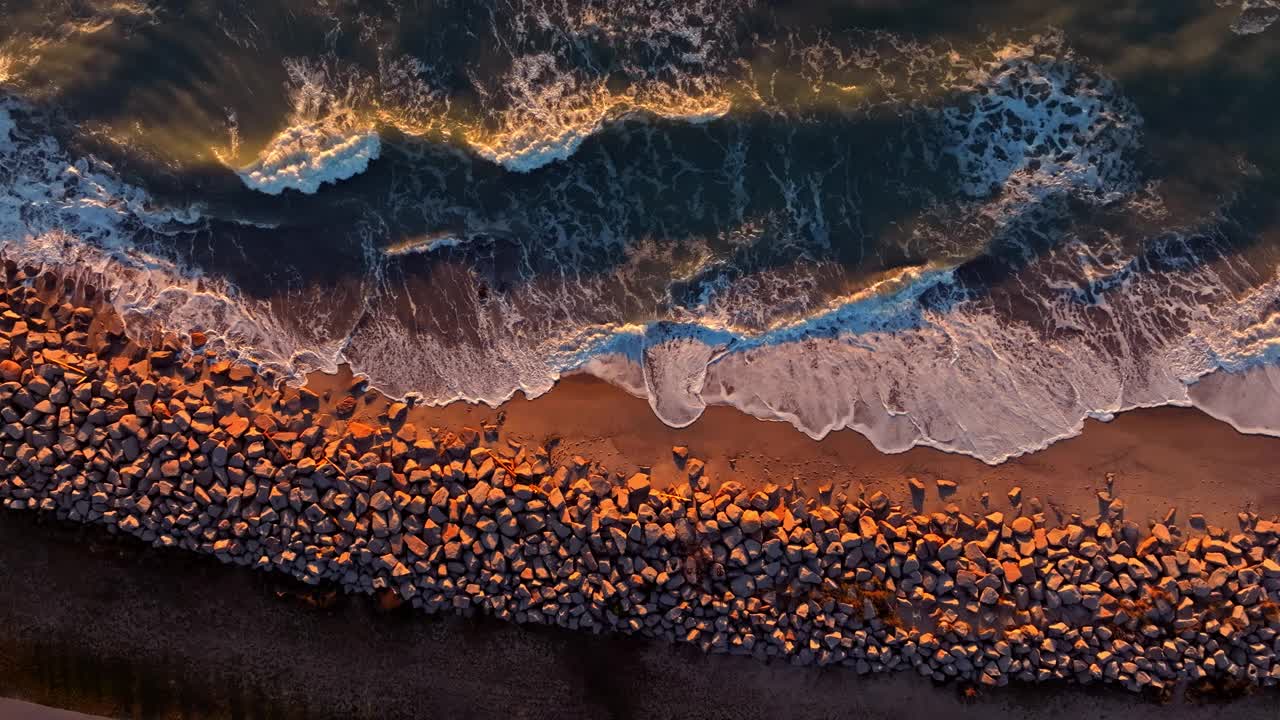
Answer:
936;479;958;496
431;486;449;508
485;487;505;507
1017;558;1037;585
1011;517;1033;535
189;331;208;347
227;364;254;382
626;473;651;501
333;396;358;417
730;575;756;598
858;515;877;538
369;491;392;512
760;511;781;530
348;421;377;442
938;538;963;561
868;491;890;515
1135;536;1159;556
672;446;689;464
1008;486;1023;505
224;415;250;438
387;402;408;423
740;509;761;534
1152;523;1172;545
404;534;428;557
685;458;705;479
748;491;771;511
0;360;21;381
468;481;492;507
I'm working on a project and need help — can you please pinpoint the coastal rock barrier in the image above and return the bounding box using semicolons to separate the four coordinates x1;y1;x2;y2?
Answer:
1;262;1278;700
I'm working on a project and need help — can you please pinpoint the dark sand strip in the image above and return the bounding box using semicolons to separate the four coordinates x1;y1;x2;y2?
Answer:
2;511;1277;720
0;698;106;720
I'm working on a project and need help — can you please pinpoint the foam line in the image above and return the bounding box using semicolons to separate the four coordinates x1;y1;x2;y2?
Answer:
238;121;381;195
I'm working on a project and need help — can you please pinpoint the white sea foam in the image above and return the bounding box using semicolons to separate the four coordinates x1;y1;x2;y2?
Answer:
5;23;1280;469
476;101;729;174
0;96;342;380
572;352;650;399
460;0;745;171
340;228;1280;466
1225;0;1280;34
244;3;740;176
713;271;1276;462
238;121;380;195
1188;364;1280;436
551;47;1278;463
325;41;1280;464
639;324;727;427
0;107;14;146
552;232;1280;465
467;54;731;173
230;57;384;195
942;44;1141;213
384;232;465;257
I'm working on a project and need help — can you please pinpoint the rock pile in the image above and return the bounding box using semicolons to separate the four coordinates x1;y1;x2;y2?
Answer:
1;263;1278;697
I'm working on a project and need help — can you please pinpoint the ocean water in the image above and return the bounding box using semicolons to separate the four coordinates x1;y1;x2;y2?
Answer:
0;0;1278;463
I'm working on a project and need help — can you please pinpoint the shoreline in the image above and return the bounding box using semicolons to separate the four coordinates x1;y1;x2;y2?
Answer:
322;367;1280;527
0;263;1278;715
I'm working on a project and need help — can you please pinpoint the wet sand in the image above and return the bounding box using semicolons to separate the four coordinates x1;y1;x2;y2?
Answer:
1;510;1277;720
318;367;1280;527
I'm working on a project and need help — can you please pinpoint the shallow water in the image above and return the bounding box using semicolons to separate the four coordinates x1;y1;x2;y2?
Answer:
1;0;1279;461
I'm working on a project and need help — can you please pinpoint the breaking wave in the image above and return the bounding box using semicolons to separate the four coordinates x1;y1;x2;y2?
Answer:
237;121;380;195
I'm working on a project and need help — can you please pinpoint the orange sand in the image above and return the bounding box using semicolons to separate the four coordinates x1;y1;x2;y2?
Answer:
307;369;1280;527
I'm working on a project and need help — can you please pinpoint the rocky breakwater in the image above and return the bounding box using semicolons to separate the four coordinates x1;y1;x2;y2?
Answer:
0;262;1279;701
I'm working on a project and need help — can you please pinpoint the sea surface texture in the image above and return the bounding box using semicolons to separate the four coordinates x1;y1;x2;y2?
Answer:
1;0;1278;462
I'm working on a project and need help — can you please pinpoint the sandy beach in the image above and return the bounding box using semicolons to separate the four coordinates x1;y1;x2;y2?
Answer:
319;367;1280;527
